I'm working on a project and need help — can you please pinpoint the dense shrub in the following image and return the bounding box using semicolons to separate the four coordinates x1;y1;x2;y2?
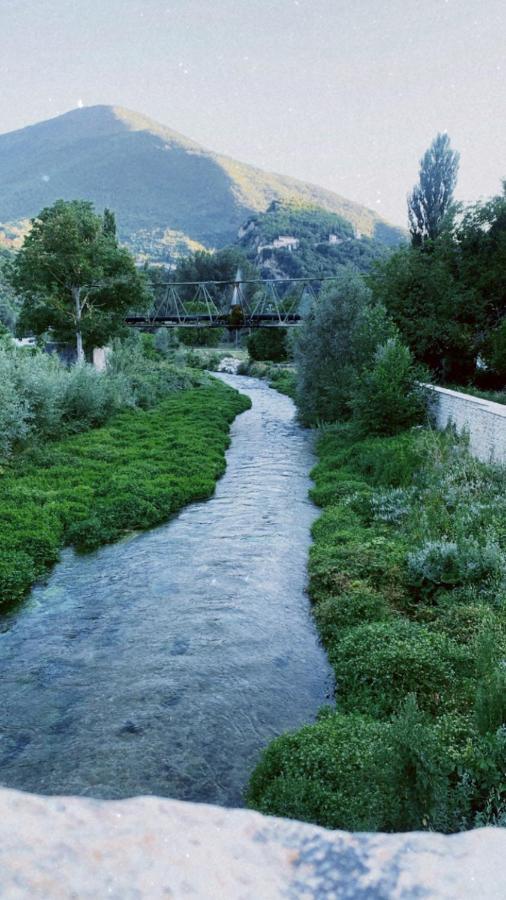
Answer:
247;704;483;832
407;538;505;596
0;335;198;458
293;270;397;425
314;583;392;647
247;712;398;831
247;328;288;362
0;381;250;605
249;422;506;832
352;338;429;435
177;326;225;347
332;620;465;717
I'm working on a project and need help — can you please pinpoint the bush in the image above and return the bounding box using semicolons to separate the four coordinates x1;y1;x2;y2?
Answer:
247;328;288;362
0;381;250;605
314;583;392;647
294;270;397;425
474;627;506;735
352;338;429;436
247;705;477;833
249;420;506;832
407;538;505;597
247;712;397;831
0;334;199;459
177;327;224;347
331;620;464;717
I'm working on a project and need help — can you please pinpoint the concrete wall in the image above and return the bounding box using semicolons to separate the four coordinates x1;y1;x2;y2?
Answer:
0;787;504;898
429;384;506;464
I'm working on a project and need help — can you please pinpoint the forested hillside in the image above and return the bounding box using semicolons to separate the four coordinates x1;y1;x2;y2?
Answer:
235;201;395;279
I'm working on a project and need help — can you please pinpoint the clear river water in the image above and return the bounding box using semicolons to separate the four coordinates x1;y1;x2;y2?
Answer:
0;374;333;806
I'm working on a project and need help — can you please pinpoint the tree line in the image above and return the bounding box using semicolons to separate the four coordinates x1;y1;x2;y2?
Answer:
373;133;506;387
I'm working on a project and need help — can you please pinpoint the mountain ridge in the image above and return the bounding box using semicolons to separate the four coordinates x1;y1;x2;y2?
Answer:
0;105;405;258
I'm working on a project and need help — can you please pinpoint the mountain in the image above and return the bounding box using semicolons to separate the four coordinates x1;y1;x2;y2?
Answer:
235;200;393;280
0;105;405;259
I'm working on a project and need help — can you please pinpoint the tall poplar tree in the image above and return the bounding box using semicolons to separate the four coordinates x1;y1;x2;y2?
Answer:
408;133;460;247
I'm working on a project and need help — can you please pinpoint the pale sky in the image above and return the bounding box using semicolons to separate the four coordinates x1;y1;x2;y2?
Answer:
1;0;504;226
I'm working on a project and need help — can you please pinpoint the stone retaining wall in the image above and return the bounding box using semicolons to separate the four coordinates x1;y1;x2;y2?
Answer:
0;788;505;898
429;384;506;464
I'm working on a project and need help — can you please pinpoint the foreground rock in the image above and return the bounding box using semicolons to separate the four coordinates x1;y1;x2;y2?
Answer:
0;788;504;898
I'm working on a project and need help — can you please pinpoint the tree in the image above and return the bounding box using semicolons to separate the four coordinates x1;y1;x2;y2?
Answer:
12;200;149;363
408;133;460;247
247;328;288;362
457;183;506;378
293;270;396;425
0;250;20;332
352;338;428;436
370;238;476;382
102;207;117;238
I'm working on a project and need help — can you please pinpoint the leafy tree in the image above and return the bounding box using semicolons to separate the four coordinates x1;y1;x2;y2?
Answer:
294;270;396;424
457;184;506;377
0;250;20;332
247;328;288;362
102;207;117;238
370;237;476;381
171;247;258;304
12;200;149;362
352;338;428;435
408;133;460;247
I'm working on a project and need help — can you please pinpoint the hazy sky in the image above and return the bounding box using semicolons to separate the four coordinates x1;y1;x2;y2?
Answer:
1;0;504;225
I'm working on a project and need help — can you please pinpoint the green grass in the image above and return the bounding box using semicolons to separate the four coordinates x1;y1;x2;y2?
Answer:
247;424;506;832
0;379;250;607
268;368;296;398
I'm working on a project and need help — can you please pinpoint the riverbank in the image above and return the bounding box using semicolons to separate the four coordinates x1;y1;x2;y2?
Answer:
248;424;506;832
0;379;250;607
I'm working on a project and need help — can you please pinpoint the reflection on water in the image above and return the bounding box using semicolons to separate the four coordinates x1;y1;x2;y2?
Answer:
0;374;332;806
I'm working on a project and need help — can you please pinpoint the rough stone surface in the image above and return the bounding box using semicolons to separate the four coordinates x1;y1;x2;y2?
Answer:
429;384;506;464
0;788;504;898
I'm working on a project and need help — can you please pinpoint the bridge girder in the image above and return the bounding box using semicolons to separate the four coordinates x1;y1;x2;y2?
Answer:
126;275;335;329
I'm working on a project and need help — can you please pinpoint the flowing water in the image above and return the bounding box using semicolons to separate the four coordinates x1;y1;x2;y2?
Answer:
0;374;332;806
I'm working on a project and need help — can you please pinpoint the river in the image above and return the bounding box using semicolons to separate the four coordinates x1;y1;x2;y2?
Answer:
0;374;332;806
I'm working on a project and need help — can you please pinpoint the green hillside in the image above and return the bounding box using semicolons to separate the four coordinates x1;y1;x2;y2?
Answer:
0;106;404;259
235;200;395;278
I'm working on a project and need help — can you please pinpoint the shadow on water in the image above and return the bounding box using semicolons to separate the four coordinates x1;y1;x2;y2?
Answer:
0;374;333;806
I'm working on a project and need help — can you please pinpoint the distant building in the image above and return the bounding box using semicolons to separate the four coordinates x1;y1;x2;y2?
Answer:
328;234;344;245
258;235;299;255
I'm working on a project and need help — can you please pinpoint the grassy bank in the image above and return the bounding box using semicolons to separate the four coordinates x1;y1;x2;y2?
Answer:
248;424;506;832
0;379;250;607
236;359;296;398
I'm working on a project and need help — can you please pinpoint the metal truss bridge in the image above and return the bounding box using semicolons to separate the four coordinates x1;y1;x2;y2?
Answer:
126;273;339;330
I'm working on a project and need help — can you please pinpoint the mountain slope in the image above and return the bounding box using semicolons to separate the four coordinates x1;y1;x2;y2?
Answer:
235;200;393;279
0;105;404;255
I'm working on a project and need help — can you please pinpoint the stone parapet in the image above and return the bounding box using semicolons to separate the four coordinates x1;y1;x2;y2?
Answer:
429;384;506;464
0;788;504;898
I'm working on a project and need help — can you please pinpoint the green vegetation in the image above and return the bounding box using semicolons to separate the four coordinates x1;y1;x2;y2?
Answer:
0;333;196;457
12;200;149;362
237;201;396;281
247;328;288;362
372;136;506;389
0;378;250;606
408;133;460;247
293;270;426;431
248;426;506;831
0;249;19;331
